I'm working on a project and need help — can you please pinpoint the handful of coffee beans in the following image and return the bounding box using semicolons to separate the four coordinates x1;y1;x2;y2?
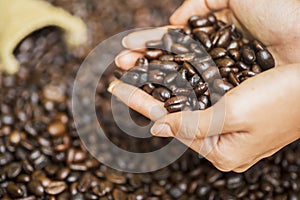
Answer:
114;13;275;113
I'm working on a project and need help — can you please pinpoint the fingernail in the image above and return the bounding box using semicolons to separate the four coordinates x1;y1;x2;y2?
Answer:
114;54;121;67
121;36;129;49
151;124;173;137
107;80;119;93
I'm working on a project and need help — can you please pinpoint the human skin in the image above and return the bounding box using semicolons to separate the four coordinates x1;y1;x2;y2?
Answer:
108;0;300;172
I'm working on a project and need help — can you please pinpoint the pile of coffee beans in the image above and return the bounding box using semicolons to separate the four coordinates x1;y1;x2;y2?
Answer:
114;13;275;113
0;0;299;199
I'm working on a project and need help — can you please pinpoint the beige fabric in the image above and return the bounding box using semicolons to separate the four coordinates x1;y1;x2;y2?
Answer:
0;0;87;74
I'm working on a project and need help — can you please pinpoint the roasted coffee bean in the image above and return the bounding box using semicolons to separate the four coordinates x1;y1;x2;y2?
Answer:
165;103;185;113
189;74;202;88
252;64;262;74
164;96;188;108
143;83;156;94
159;55;174;62
106;173;127;185
176;68;188;87
228;72;240;86
174;53;195;62
193;26;215;35
228;49;241;61
256;50;275;70
190;43;205;55
202;67;220;82
47;121;66;137
145;50;164;60
227;40;240;50
194;83;208;96
45;181;66;195
183;62;196;77
163;73;178;85
148;70;166;84
28;181;44;197
213;79;234;94
177;35;194;46
215;58;235;68
7;183;24;198
152;87;172;102
252;39;265;51
209;48;227;59
236;61;251;71
189;16;211;28
194;31;212;50
171;44;190;54
160;61;180;72
77;173;92;193
146;40;163;49
217;28;231;47
242;47;256;64
6;162;22;179
162;33;173;52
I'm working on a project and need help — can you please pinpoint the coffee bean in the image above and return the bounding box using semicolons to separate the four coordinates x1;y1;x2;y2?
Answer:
77;172;92;193
143;83;156;94
227;40;240;50
112;189;127;200
56;167;70;180
228;49;241;61
163;73;178;85
148;70;166;84
213;79;234;94
252;39;265;51
236;61;251;71
194;83;208;96
193;26;215;35
177;35;194;46
228;72;240;86
189;74;202;88
6;162;22;179
106;172;127;185
152;87;171;102
47;121;66;137
174;53;195;62
164;96;188;108
202;67;220;82
217;28;231;48
7;183;24;198
171;44;190;54
256;50;275;70
162;33;173;52
190;43;205;55
252;64;262;74
183;62;196;77
160;61;180;72
159;55;174;62
242;47;256;64
146;40;163;49
165;103;185;113
145;50;164;60
209;48;227;59
194;31;212;50
189;16;210;28
28;181;44;197
215;58;235;68
45;181;66;195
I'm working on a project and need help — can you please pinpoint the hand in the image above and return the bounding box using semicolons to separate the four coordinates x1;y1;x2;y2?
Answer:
108;0;300;172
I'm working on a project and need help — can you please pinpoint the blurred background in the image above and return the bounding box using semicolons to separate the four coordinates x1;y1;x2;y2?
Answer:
0;0;299;199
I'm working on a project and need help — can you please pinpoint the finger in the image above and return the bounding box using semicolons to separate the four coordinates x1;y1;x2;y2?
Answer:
170;0;230;25
151;96;237;139
115;50;144;70
122;26;181;50
107;79;168;121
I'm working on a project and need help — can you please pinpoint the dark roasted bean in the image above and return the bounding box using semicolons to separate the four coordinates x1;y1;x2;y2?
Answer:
190;16;210;28
193;26;215;35
162;33;173;52
47;121;66;137
190;43;205;55
28;181;44;197
163;73;178;85
236;61;251;70
194;31;212;50
183;62;196;77
242;47;256;64
173;88;192;96
174;53;195;62
252;39;265;51
177;35;194;46
45;181;66;195
209;48;227;59
171;44;190;54
228;72;240;86
165;96;188;108
194;83;208;96
148;69;166;84
227;40;240;50
202;67;220;82
161;61;180;72
228;49;241;61
152;87;172;102
7;183;24;198
165;103;185;113
159;55;174;62
145;50;164;60
215;58;235;68
143;83;156;94
217;28;231;47
252;64;262;74
189;74;202;88
146;40;163;49
256;50;275;70
213;79;234;94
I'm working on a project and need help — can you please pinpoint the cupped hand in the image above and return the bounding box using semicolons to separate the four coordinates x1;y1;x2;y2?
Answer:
109;0;300;172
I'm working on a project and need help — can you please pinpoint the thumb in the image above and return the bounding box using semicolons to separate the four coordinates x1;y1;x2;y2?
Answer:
150;97;231;140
